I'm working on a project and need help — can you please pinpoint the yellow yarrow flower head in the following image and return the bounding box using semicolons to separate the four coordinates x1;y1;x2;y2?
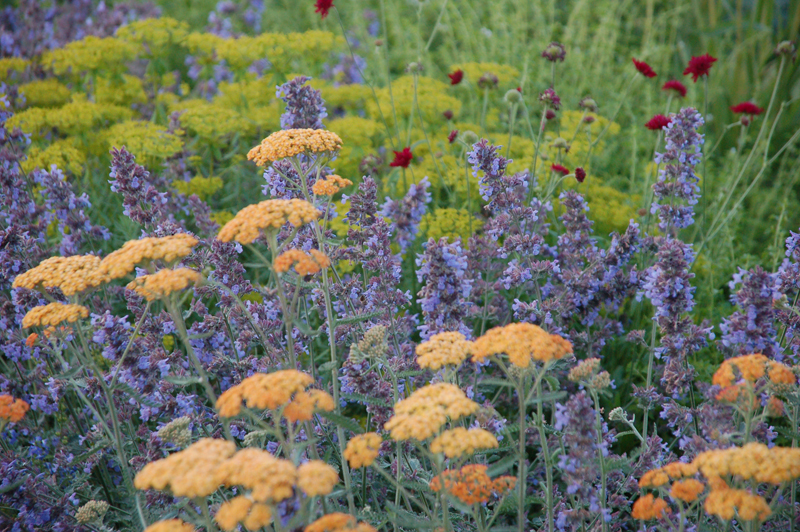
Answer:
247;129;343;166
217;199;320;245
631;494;670;520
312;175;353;195
134;438;235;498
215;448;297;503
215;496;273;532
274;249;331;276
143;519;196;532
297;460;339;497
692;442;800;484
670;479;705;503
126;268;202;301
22;303;89;329
430;427;498;458
216;369;314;418
384;383;479;441
415;331;473;370
13;255;106;296
305;513;377;532
99;234;199;280
704;488;771;522
344;432;382;468
472;322;573;368
282;389;335;423
429;465;515;506
0;395;30;423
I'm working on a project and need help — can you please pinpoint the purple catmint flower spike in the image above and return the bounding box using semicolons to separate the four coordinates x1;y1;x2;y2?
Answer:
720;267;781;359
381;176;431;253
276;76;328;130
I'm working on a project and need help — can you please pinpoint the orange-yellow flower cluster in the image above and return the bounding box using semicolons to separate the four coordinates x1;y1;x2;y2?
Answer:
304;513;377;532
215;448;297;502
631;494;670;520
384;383;479;441
216;369;318;418
215;496;272;532
274;249;331;276
712;354;796;400
283;389;335;422
670;479;705;503
471;323;572;367
312;174;353;196
99;234;199;280
705;487;771;522
217;199;321;244
0;394;29;423
247;129;343;166
22;302;89;328
429;465;516;505
126;268;202;301
344;432;382;468
134;438;236;497
415;332;473;370
12;255;106;295
638;461;698;488
143;519;196;532
297;460;340;497
693;442;800;484
430;427;498;458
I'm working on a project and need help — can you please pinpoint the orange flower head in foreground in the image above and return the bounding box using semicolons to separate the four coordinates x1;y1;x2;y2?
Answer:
384;383;479;441
631;494;670;520
638;468;670;488
217;199;320;244
274;249;331;276
215;448;297;503
215;496;273;532
430;465;514;506
98;234;199;280
0;395;30;423
297;460;339;497
283;389;335;423
247;129;343;166
704;488;770;522
670;479;705;503
22;303;89;329
305;512;377;532
415;331;474;370
143;519;196;532
430;427;499;458
134;438;235;498
13;255;106;295
216;369;314;418
344;432;382;468
471;322;572;367
126;268;202;301
692;442;800;484
312;174;353;195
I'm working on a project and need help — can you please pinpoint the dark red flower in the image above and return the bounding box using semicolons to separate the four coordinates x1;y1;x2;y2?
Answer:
448;69;464;85
575;167;586;183
662;80;687;98
448;130;458;143
632;58;657;78
545;109;556;120
645;114;671;130
683;53;717;82
390;147;413;168
551;164;569;176
730;102;764;115
314;0;334;18
516;87;522;93
443;109;454;120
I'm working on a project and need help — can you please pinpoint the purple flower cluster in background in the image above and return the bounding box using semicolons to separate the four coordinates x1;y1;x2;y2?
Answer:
381;177;431;253
276;76;328;130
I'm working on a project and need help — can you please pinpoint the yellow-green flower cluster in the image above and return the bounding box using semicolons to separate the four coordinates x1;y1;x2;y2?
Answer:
8;96;133;137
18;79;71;108
104;121;183;165
172;100;256;142
0;57;29;82
366;76;461;127
173;176;223;200
420;208;482;244
95;75;147;106
115;17;190;51
21;138;86;175
42;36;137;75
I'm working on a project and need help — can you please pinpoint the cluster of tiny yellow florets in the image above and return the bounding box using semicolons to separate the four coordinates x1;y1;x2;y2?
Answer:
247;129;343;166
99;234;199;280
0;394;30;423
693;442;800;484
305;513;377;532
274;249;331;276
312;175;353;196
215;496;272;532
282;389;335;422
22;303;89;329
126;268;203;301
713;353;796;390
631;494;670;520
415;331;473;370
384;383;479;441
429;465;516;506
471;322;573;367
704;484;771;522
297;460;340;497
344;432;382;468
13;255;105;295
143;519;196;532
217;199;320;244
429;427;498;458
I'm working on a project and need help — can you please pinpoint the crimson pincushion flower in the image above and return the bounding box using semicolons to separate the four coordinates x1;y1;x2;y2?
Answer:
448;69;464;85
551;164;569;176
645;114;671;130
683;53;717;82
730;102;764;115
389;147;413;168
314;0;333;18
575;167;586;183
632;58;657;78
448;130;458;143
662;80;687;98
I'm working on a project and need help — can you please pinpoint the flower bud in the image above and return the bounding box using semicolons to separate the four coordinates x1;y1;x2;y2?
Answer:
541;41;566;62
504;88;523;104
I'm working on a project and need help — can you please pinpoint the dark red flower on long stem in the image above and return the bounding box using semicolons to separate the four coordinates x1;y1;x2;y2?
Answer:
448;70;464;85
683;54;717;82
390;147;413;168
633;58;657;78
662;80;687;98
645;114;672;130
448;130;458;143
575;167;586;183
315;0;334;18
730;102;764;115
551;164;570;176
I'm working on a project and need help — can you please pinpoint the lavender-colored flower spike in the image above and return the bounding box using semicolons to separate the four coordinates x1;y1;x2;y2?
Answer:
776;231;800;360
108;147;169;228
416;237;475;339
651;107;704;232
276;76;327;130
381;177;431;253
720;267;781;359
